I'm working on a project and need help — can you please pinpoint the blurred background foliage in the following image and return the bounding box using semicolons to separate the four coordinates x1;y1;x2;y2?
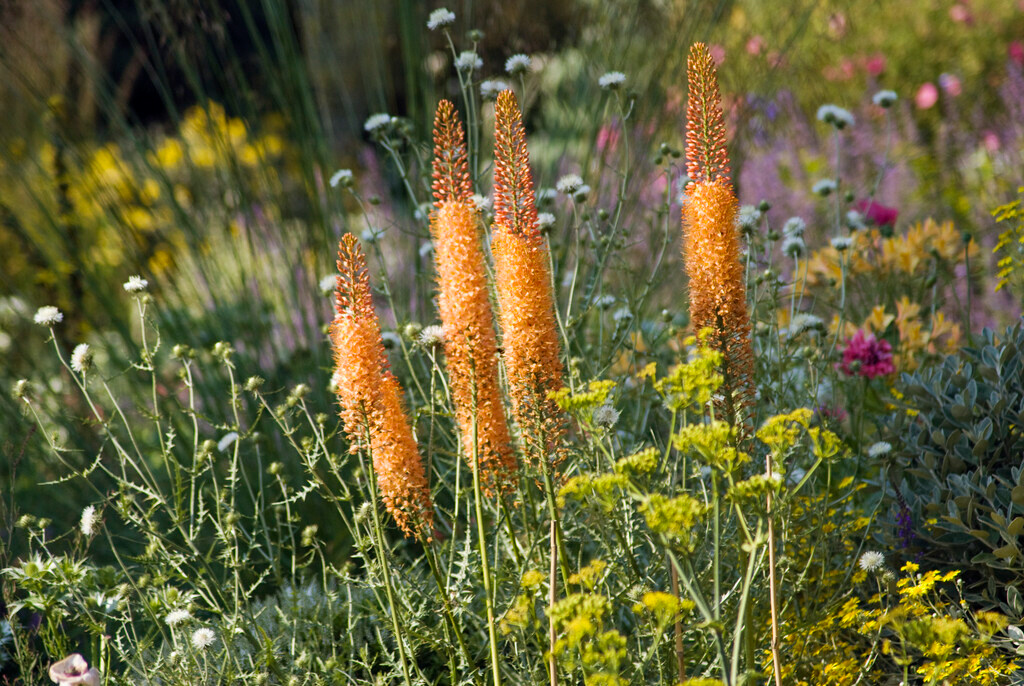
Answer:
2;0;1023;560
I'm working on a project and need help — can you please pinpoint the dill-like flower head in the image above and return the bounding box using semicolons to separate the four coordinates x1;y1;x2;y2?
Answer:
682;43;755;431
430;100;516;491
331;235;433;537
491;90;568;465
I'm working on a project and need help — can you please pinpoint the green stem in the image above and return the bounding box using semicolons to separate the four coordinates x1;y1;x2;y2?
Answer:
365;445;414;686
472;441;503;686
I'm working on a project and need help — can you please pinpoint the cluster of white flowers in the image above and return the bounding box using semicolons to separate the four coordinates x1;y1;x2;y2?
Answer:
868;441;892;458
782;217;806;237
217;432;239;453
830;236;853;252
329;169;353;188
426;7;455;30
71;343;93;374
789;313;825;337
846;209;866;230
536;212;556;230
419;325;445;348
736;205;761;230
34;306;63;326
80;506;97;536
191;627;216;650
319;275;337;296
613;307;633;324
781;235;805;259
504;54;532;75
598;71;626;90
123;275;149;293
165;609;192;626
872;90;898;108
593;294;616;310
859;550;886;573
480;79;510;100
812;178;837;196
363;113;393;133
592;403;620;428
471;194;492;213
556;174;584;195
455;51;483;72
779;216;805;258
816;104;855;129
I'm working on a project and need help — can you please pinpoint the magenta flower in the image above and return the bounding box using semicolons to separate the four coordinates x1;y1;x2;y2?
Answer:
855;199;899;227
838;330;895;379
1010;41;1024;66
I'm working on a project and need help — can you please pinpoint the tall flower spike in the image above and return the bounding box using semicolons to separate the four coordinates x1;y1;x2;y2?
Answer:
491;90;568;465
493;90;539;236
430;101;516;492
682;43;755;431
685;43;731;185
331;234;433;537
431;99;473;207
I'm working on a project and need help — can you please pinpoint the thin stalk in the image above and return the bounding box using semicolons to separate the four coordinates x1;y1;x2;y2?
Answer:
364;438;414;686
472;432;503;686
766;453;783;686
420;533;472;665
671;565;685;682
548;518;559;686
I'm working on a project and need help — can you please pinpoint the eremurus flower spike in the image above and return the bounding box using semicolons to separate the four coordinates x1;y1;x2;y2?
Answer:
685;43;732;185
429;101;516;492
493;90;539;237
331;234;433;537
431;99;473;207
682;43;755;431
491;90;567;465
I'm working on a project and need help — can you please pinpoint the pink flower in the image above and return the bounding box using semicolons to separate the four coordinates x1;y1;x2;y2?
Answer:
983;131;1001;152
939;73;961;96
709;44;726;66
915;82;939;109
949;3;973;24
746;35;765;56
865;53;887;76
855;199;899;227
49;654;100;686
1010;41;1024;66
838;330;895;379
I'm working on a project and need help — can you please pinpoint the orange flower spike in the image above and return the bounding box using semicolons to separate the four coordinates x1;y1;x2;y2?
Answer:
431;99;473;207
331;234;433;537
682;44;755;428
429;101;516;491
491;90;567;463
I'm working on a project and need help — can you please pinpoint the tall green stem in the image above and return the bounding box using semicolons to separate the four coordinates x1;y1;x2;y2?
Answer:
472;439;502;686
364;445;414;686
